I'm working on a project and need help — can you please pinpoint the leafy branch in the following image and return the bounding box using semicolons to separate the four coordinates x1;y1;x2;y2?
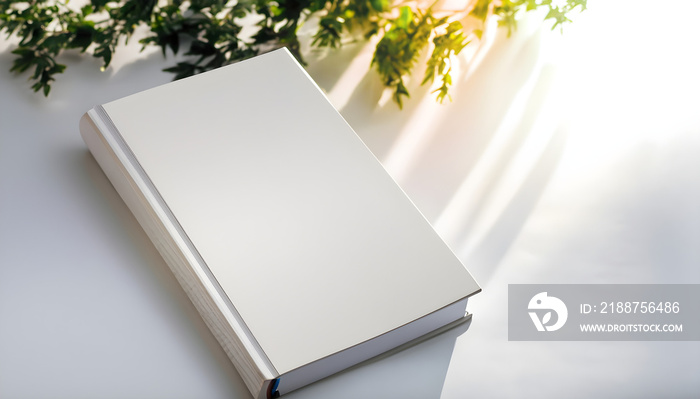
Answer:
495;0;587;36
0;0;584;105
422;20;469;104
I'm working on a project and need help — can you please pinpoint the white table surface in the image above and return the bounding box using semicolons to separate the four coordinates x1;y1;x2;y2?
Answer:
1;1;699;398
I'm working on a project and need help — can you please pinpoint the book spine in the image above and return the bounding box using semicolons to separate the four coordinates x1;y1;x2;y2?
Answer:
80;111;278;398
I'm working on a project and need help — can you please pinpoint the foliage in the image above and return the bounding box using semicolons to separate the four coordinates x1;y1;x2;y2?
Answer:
0;0;584;104
371;6;438;108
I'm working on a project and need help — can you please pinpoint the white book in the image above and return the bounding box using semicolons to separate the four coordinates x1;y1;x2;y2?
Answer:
80;48;480;398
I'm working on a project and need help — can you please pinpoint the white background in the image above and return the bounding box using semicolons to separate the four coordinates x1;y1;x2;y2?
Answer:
1;1;699;397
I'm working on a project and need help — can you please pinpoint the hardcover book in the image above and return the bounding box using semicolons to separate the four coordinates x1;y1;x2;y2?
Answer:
80;48;480;398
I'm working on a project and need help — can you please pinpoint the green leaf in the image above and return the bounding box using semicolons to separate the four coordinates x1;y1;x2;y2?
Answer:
568;0;587;11
10;48;35;74
471;0;491;22
397;6;412;29
43;35;68;53
545;6;572;31
81;5;93;17
69;26;95;52
370;0;388;13
94;45;112;67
